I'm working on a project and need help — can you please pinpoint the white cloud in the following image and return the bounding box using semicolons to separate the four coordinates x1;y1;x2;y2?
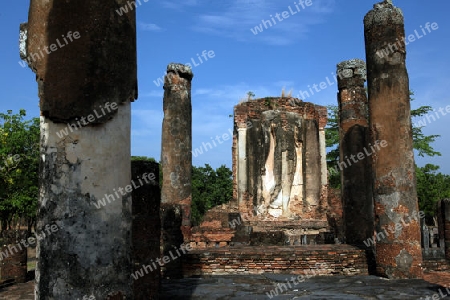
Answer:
193;88;214;95
160;0;199;10
138;22;163;32
191;0;336;45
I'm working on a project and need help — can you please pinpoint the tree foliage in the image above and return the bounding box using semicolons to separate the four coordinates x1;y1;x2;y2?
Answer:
0;109;39;231
191;164;233;226
410;92;441;157
131;156;156;162
416;164;450;223
325;105;340;188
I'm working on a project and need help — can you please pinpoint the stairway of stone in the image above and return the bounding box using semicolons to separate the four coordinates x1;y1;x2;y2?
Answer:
189;206;240;249
422;258;450;272
187;207;369;277
190;206;337;248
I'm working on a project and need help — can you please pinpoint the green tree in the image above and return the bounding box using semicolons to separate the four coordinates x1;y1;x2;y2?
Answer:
0;109;39;232
416;164;450;223
191;164;233;225
131;156;156;162
325;105;340;188
410;92;441;157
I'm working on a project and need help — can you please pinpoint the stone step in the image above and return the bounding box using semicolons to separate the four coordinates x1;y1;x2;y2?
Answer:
422;258;450;272
183;245;369;277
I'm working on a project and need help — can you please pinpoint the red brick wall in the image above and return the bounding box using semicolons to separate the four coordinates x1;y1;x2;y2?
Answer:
422;259;450;272
327;188;344;242
183;245;368;276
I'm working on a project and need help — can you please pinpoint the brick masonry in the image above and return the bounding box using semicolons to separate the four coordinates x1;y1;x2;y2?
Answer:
232;97;328;221
183;245;369;277
422;259;450;272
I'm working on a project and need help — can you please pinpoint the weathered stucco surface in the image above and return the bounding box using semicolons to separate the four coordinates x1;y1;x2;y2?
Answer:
37;103;132;298
23;0;137;297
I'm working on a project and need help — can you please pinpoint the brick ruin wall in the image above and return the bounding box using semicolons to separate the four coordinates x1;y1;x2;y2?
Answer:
232;98;328;222
183;245;369;277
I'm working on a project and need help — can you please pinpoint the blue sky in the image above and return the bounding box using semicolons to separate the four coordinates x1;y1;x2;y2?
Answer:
1;0;449;174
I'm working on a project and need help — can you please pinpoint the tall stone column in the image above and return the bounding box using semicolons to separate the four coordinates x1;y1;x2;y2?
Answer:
21;0;137;298
317;106;328;208
337;60;373;244
364;0;423;279
304;118;321;209
160;63;193;278
337;59;375;272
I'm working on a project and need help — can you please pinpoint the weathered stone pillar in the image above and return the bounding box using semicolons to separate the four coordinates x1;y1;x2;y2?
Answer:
22;0;137;298
237;127;248;210
364;0;423;278
318;106;328;206
443;199;450;260
132;160;160;299
337;59;375;273
304;115;322;209
160;63;193;278
337;59;373;245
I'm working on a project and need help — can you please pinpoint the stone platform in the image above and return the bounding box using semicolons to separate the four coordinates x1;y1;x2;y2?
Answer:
1;274;446;299
183;244;369;277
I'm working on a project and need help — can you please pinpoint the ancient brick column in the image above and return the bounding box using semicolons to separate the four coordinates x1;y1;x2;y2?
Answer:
21;1;137;298
337;59;375;273
364;0;423;278
337;60;373;244
132;160;161;299
160;63;193;278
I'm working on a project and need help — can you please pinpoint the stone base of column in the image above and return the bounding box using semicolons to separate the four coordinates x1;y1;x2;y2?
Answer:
160;204;184;279
375;239;423;279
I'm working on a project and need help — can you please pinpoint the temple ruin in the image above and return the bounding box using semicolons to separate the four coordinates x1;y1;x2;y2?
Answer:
13;0;449;298
231;98;330;243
